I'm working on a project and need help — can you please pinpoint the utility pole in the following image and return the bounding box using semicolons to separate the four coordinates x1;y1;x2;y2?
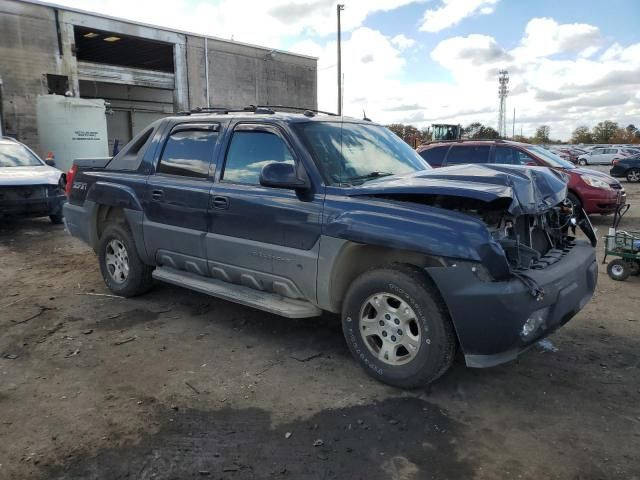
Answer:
337;4;344;116
512;107;515;138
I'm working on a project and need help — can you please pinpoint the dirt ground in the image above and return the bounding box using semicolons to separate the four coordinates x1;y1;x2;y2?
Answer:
1;168;640;480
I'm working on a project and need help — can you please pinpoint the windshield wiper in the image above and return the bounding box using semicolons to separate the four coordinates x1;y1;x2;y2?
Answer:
342;171;394;184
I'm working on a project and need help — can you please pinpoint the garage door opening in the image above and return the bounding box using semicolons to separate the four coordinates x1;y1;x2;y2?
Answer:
74;26;174;73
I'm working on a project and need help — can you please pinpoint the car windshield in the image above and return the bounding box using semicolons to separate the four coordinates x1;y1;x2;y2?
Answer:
0;143;43;167
525;145;575;169
295;122;429;186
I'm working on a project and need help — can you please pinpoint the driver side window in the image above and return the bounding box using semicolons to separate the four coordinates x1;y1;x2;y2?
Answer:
222;130;294;185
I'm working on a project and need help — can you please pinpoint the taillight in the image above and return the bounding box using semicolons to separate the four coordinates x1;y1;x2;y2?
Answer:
65;164;78;197
612;159;620;166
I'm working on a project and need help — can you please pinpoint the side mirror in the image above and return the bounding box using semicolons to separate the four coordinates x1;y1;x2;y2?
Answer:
259;162;309;190
526;161;537;166
45;159;56;167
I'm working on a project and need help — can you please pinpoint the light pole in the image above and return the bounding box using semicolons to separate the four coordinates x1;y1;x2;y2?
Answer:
337;4;344;116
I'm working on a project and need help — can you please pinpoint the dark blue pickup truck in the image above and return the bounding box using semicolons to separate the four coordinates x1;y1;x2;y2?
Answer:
63;106;598;388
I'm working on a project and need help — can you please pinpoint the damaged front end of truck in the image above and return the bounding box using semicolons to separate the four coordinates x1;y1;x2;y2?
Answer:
341;164;598;367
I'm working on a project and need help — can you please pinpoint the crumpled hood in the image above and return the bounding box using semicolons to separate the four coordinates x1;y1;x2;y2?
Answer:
347;164;568;216
0;165;62;186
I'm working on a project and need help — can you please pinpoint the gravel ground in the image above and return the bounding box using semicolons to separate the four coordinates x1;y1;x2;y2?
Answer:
1;171;639;480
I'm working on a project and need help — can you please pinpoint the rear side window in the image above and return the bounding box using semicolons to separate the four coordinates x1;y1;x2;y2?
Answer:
445;145;490;165
222;131;294;185
418;146;449;167
493;146;534;165
157;129;218;178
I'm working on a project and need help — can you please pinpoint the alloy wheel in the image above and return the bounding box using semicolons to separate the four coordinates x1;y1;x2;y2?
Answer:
105;239;130;284
359;292;422;366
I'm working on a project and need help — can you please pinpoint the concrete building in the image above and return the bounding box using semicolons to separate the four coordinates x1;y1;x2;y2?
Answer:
0;0;317;155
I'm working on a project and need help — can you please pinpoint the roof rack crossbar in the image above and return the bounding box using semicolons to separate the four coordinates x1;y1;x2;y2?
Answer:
252;104;338;116
176;104;338;117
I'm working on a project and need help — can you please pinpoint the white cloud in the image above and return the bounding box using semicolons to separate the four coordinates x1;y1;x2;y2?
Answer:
419;0;499;33
512;17;602;60
52;0;420;48
421;18;640;139
319;18;639;141
391;34;416;50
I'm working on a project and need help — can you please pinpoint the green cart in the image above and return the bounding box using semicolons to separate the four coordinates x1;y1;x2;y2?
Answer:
603;205;639;281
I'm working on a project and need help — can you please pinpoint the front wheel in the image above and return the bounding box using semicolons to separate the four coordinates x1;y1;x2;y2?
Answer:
626;169;640;182
607;259;630;282
578;159;587;166
98;222;153;297
341;265;456;388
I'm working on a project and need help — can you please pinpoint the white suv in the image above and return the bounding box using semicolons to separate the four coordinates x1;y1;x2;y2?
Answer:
578;147;625;165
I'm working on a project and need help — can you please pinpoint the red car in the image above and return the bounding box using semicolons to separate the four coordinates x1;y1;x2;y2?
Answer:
417;140;626;215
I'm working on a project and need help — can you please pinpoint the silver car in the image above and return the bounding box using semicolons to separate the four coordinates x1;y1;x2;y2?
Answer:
578;147;625;165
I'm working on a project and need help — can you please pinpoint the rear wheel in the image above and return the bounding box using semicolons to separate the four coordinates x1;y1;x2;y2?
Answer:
607;259;630;282
341;265;456;389
98;222;153;297
626;169;640;182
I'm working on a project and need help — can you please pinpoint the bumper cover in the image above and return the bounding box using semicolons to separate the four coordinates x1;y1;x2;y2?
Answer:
582;189;626;214
63;201;98;248
0;195;65;217
427;240;597;367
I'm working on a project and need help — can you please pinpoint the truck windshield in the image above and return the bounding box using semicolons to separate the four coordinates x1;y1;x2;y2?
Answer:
0;143;44;167
295;122;429;186
525;146;575;169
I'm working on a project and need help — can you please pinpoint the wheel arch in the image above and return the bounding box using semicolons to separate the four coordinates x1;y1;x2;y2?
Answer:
317;238;446;313
93;204;152;265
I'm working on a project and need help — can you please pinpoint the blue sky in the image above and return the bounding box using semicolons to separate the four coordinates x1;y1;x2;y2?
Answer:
53;0;640;139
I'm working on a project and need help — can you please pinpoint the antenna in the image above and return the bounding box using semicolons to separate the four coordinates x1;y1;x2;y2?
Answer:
497;70;509;138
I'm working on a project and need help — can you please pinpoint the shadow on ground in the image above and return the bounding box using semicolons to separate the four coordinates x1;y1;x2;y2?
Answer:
42;397;475;480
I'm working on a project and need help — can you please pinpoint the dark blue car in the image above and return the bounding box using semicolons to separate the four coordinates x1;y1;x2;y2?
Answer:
610;155;640;182
62;107;598;388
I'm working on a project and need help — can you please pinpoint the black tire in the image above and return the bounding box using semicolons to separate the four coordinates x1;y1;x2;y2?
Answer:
629;261;640;276
341;264;456;389
626;168;640;182
578;159;587;166
607;259;630;282
98;222;153;297
49;212;64;224
566;192;582;213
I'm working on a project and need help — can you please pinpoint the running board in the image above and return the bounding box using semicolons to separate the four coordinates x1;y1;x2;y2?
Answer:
153;267;322;318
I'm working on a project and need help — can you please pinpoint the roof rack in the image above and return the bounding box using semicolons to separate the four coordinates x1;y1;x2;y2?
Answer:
176;104;337;117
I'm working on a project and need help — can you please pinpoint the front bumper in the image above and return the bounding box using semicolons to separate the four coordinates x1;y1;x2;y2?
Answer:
582;187;626;214
427;240;597;367
0;194;65;217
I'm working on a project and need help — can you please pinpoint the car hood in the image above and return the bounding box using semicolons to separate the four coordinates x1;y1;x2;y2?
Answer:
347;164;568;216
571;167;620;185
0;165;62;186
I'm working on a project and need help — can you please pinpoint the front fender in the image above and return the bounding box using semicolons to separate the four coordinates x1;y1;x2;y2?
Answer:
323;196;510;278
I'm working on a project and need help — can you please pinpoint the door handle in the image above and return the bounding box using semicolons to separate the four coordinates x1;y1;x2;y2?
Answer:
211;196;229;209
151;189;164;200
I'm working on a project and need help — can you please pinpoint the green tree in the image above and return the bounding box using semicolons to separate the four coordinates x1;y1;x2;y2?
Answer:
534;125;551;144
463;122;500;139
592;120;618;143
571;125;593;144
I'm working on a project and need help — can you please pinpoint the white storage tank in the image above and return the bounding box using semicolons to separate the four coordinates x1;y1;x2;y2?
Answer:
36;95;109;172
